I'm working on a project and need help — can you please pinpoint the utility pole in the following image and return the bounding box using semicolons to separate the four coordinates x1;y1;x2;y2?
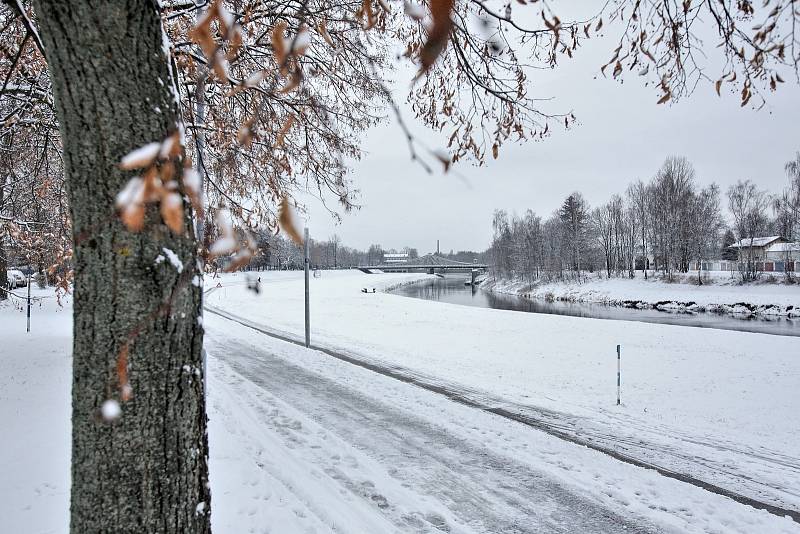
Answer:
26;273;31;332
304;227;310;348
193;0;209;247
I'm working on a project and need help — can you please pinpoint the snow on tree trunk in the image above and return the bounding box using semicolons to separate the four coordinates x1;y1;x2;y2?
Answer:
0;180;6;300
0;250;6;300
31;1;211;532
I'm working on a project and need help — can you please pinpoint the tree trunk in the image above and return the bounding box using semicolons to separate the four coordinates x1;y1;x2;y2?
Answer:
0;244;7;299
32;1;211;532
0;174;6;299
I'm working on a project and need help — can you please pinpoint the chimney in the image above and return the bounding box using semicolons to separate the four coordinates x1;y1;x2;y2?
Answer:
436;239;440;255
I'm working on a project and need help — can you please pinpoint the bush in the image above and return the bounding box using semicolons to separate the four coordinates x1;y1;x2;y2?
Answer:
35;272;47;289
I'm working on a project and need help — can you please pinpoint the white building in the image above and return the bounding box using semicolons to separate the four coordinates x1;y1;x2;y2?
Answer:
728;236;785;260
766;242;800;261
383;253;409;264
688;237;800;273
724;236;800;273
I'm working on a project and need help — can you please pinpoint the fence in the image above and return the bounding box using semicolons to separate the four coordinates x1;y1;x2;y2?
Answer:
689;260;800;273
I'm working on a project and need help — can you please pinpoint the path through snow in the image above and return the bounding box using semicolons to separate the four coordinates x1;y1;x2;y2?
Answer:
205;314;800;534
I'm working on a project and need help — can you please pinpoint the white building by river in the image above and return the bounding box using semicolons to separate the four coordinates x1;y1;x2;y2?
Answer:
691;236;800;273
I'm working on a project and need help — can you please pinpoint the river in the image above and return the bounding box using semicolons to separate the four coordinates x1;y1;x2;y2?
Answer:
390;275;800;337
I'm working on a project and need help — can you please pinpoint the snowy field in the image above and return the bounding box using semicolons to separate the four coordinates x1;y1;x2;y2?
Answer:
0;290;71;534
2;275;800;532
205;270;800;513
484;272;800;316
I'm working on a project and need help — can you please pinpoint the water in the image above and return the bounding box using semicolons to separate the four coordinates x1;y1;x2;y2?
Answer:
391;275;800;337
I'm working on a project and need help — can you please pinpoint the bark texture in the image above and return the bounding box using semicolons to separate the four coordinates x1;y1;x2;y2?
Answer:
0;246;7;299
31;1;211;532
0;170;7;299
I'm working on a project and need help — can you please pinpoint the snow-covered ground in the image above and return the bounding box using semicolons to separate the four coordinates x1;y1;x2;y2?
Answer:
205;316;799;533
0;289;71;534
2;275;800;533
205;270;800;514
483;272;800;317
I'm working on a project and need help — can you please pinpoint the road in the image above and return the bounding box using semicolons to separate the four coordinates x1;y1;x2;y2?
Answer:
206;319;664;533
204;300;800;521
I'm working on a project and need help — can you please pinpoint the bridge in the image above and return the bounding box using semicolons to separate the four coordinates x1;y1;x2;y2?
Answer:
358;254;488;274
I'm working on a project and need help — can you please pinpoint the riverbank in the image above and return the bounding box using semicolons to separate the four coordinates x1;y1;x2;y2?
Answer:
483;271;800;317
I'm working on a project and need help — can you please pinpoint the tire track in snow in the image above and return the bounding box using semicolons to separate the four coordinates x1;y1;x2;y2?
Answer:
203;303;800;524
206;333;662;533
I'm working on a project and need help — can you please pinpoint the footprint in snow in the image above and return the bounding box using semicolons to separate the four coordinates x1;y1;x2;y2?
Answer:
425;512;451;532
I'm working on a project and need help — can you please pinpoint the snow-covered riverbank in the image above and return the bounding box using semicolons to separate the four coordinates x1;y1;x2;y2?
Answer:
483;272;800;317
205;269;800;515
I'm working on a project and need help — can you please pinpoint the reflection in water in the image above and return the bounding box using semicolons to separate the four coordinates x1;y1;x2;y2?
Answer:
391;275;800;337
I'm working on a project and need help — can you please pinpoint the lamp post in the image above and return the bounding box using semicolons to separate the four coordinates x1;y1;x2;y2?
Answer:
26;273;32;333
304;227;310;348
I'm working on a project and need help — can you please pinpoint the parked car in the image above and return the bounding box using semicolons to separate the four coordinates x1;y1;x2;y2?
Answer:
5;270;17;289
8;269;27;288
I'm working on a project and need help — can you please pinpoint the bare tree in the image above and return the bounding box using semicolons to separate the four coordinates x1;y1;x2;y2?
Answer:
728;179;771;281
649;157;696;280
491;209;512;278
626;180;651;278
621;197;638;278
773;152;800;240
690;183;724;285
592;202;614;278
558;192;589;279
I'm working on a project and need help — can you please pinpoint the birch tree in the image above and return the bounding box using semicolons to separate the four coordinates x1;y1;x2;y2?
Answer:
728;179;770;281
690;183;723;284
774;152;800;241
592;202;614;278
626;180;651;278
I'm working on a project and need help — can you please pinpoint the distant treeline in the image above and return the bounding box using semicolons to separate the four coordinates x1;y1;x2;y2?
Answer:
242;231;487;271
491;154;800;282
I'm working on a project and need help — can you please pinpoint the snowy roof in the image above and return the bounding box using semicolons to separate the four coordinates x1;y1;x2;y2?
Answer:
766;242;800;252
728;236;784;248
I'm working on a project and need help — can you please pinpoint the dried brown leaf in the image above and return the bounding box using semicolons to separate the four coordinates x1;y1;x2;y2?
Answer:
117;344;132;401
161;192;184;234
416;0;455;77
121;202;145;232
237;116;257;147
280;70;303;93
278;197;304;245
276;115;296;147
318;20;334;47
120;142;161;170
272;20;288;68
224;249;253;272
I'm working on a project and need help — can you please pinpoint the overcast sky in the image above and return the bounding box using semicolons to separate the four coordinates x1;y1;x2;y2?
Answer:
302;3;800;255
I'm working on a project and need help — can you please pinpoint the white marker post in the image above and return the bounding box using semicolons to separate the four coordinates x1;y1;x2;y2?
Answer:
616;344;621;406
304;227;310;348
